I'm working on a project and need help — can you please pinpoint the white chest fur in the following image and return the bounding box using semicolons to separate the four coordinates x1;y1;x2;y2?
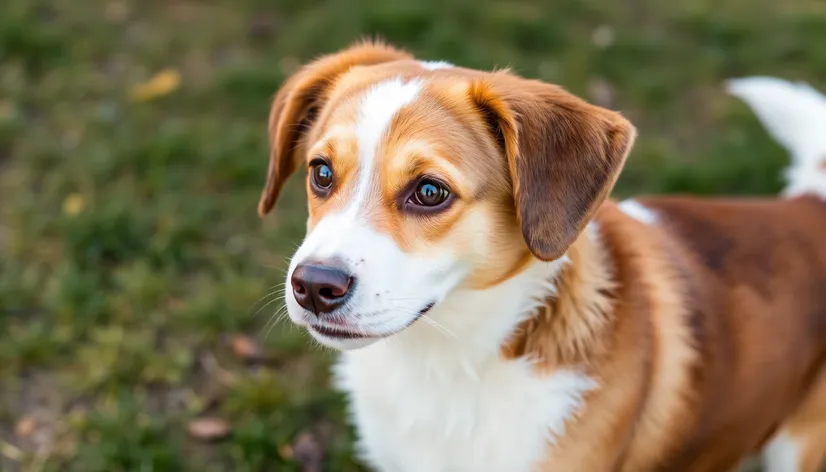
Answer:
332;260;597;472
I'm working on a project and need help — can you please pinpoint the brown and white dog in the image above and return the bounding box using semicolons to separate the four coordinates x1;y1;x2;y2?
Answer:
258;41;826;472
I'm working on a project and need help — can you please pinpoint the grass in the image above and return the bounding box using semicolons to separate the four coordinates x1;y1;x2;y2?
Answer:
1;0;825;470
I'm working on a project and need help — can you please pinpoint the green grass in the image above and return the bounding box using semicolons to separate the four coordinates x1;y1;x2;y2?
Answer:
1;0;825;470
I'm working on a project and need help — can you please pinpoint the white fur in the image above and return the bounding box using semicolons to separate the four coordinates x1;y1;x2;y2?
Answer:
335;258;597;472
286;75;597;471
353;78;424;208
287;209;472;350
287;78;460;350
618;199;658;224
726;76;826;198
762;431;800;472
420;60;454;70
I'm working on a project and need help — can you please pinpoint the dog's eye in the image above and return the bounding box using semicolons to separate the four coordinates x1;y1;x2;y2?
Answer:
310;161;333;192
410;179;451;207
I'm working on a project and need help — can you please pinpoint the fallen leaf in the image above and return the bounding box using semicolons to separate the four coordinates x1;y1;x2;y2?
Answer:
292;432;323;472
0;101;15;122
278;442;294;460
199;352;239;387
129;69;181;102
104;1;129;22
14;417;36;438
187;417;231;442
168;2;195;21
62;194;84;216
0;441;23;462
230;334;263;361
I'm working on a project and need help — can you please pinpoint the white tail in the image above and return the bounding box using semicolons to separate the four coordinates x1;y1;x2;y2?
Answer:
726;76;826;198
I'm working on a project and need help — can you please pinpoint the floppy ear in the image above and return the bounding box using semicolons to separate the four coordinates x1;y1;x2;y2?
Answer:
257;41;412;216
469;74;636;261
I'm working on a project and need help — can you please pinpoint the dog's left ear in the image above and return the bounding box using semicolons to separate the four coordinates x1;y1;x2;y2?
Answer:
469;74;636;261
258;40;412;216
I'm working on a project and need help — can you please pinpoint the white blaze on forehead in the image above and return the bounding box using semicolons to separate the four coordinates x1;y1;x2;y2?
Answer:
420;60;454;70
296;78;423;261
351;77;423;211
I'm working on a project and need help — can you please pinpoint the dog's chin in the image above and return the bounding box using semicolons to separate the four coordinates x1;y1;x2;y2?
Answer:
304;316;416;351
296;302;438;351
307;329;380;351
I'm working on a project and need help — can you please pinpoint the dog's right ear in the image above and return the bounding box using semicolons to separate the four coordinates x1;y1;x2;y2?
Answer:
467;73;635;261
258;41;412;216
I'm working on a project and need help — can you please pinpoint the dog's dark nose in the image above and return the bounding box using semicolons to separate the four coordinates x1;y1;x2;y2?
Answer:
291;263;355;315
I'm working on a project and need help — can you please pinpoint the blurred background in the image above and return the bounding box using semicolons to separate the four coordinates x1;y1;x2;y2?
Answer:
1;0;825;470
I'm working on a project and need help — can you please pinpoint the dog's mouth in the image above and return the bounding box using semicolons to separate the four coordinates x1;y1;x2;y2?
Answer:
309;324;366;339
308;302;436;340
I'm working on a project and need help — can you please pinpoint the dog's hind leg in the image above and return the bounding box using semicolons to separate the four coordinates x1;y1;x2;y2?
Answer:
762;368;826;472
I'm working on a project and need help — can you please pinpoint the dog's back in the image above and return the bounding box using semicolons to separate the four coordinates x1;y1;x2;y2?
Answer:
629;78;826;471
632;196;826;470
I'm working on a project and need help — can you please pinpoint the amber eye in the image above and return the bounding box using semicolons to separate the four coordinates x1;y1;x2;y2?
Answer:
310;161;333;191
410;179;451;208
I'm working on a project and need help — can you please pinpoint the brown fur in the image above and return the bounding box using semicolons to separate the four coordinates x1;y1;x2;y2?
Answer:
506;197;826;471
628;196;826;471
259;40;826;471
501;224;617;368
258;40;411;216
468;75;636;261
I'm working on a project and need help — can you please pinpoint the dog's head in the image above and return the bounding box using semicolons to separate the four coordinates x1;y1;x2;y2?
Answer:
259;41;635;350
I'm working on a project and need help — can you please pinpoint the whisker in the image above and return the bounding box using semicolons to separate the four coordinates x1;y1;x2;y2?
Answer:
421;315;459;340
259;305;288;337
259;262;289;271
250;283;283;307
263;311;286;341
251;291;281;312
252;291;287;319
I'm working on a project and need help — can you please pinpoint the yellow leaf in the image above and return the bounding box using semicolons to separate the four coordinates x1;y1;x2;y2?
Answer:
63;193;84;216
278;442;294;460
129;68;181;102
0;101;14;122
14;417;36;438
0;440;23;462
188;417;231;441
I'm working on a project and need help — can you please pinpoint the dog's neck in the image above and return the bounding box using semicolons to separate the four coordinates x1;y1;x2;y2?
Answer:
333;223;613;472
353;221;616;377
502;222;617;370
